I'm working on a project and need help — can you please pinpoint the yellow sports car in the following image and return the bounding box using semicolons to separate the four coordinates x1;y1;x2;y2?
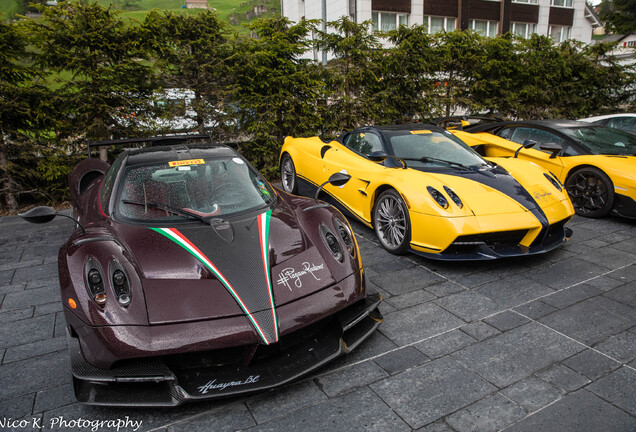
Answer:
280;124;575;260
450;120;636;219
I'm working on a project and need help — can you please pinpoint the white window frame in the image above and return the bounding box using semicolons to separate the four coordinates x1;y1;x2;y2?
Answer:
549;25;571;42
372;11;409;32
512;0;538;3
550;0;573;7
511;22;537;38
469;19;498;37
424;16;456;34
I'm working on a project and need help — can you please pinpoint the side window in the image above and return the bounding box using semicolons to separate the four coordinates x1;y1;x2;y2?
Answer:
510;127;564;151
345;132;383;157
498;127;514;140
607;117;636;133
99;155;124;215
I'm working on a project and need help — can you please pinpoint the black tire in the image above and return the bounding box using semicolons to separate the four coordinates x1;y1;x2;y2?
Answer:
565;167;614;218
280;154;298;194
373;189;411;254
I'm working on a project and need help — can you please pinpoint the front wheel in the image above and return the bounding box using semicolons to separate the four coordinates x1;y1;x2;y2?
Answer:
280;154;298;194
565;167;614;218
373;190;411;254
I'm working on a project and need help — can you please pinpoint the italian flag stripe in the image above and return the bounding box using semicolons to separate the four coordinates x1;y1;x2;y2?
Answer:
150;227;271;345
257;210;278;342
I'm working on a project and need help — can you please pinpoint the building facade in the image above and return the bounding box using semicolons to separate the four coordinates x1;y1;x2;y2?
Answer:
281;0;600;44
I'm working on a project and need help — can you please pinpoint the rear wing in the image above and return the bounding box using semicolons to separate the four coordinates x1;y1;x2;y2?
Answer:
432;116;504;131
86;134;239;158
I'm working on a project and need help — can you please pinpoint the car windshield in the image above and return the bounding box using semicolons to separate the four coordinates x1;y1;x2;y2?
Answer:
388;130;488;169
116;156;276;222
561;126;636;156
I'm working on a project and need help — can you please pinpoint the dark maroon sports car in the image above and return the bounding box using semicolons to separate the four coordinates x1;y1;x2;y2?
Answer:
20;136;382;406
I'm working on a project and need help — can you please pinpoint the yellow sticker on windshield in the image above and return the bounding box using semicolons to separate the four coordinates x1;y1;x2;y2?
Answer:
410;130;432;134
169;159;205;167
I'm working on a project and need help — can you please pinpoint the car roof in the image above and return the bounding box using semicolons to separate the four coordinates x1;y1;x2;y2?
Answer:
124;143;239;167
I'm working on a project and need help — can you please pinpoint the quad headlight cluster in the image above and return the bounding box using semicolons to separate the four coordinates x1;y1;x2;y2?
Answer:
320;218;356;262
427;186;463;210
84;258;132;308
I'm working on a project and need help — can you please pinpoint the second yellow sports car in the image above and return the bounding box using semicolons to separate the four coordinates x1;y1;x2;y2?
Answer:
450;119;636;219
280;124;575;260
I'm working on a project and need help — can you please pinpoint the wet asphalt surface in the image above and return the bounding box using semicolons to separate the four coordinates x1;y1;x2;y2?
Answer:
0;211;634;431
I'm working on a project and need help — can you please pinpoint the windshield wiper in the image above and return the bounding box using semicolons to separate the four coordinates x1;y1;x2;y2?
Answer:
121;200;213;224
401;156;472;170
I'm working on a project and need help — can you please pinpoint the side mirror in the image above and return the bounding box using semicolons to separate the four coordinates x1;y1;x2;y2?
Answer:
304;172;352;212
514;140;537;158
367;151;388;162
539;142;562;159
19;206;85;233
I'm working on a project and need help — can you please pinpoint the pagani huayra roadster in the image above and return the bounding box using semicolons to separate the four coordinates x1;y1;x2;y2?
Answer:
439;117;636;219
20;135;382;406
280;124;575;260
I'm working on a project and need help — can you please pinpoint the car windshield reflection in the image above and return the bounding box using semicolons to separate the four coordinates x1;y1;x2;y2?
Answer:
117;156;276;222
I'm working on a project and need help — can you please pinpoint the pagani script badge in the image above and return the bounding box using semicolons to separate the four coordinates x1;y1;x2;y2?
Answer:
277;262;324;291
198;375;260;394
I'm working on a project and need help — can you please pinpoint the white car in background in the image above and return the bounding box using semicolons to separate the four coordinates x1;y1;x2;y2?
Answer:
579;113;636;135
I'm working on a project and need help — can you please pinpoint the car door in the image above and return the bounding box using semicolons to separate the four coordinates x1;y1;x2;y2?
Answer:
322;131;386;224
499;126;566;177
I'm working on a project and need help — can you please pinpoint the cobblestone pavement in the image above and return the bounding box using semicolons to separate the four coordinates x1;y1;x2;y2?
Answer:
0;212;634;431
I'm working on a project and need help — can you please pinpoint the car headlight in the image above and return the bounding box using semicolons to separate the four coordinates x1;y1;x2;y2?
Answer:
320;224;344;262
110;260;132;307
334;218;355;256
85;258;107;306
443;186;463;208
427;186;449;209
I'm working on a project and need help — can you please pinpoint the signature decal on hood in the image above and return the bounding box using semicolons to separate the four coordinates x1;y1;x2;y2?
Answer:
276;262;324;291
149;210;278;345
198;375;260;394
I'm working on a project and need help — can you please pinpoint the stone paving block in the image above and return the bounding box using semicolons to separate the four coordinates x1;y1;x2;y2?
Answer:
536;364;591;392
315;359;387;397
379;303;465;346
11;262;58;284
540;284;602;309
584;275;627;291
0;393;35;419
483;311;531;332
3;336;67;364
0;307;33;324
373;346;429;375
446;393;526;432
612;237;636;254
415;421;455;432
415;329;476;359
1;287;60;311
474;275;554;308
365;258;414;276
501;377;563;413
0;350;69;401
53;312;67;338
0;259;44;273
452;271;501;289
34;302;63;316
562;349;621;380
424;280;466;297
578;246;636;270
604;281;636;308
244;387;411;432
523;257;608;290
370;356;497;429
460;321;501;341
539;296;635;346
0;269;14;286
593;331;636;364
0;314;55;350
246;380;327;424
607;263;636;284
434;291;503;323
166;403;255;432
452;322;584;388
587;367;636;416
384;288;436;310
33;383;76;414
0;283;26;295
26;278;59;290
370;267;446;296
506;389;636;432
513;300;558;320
